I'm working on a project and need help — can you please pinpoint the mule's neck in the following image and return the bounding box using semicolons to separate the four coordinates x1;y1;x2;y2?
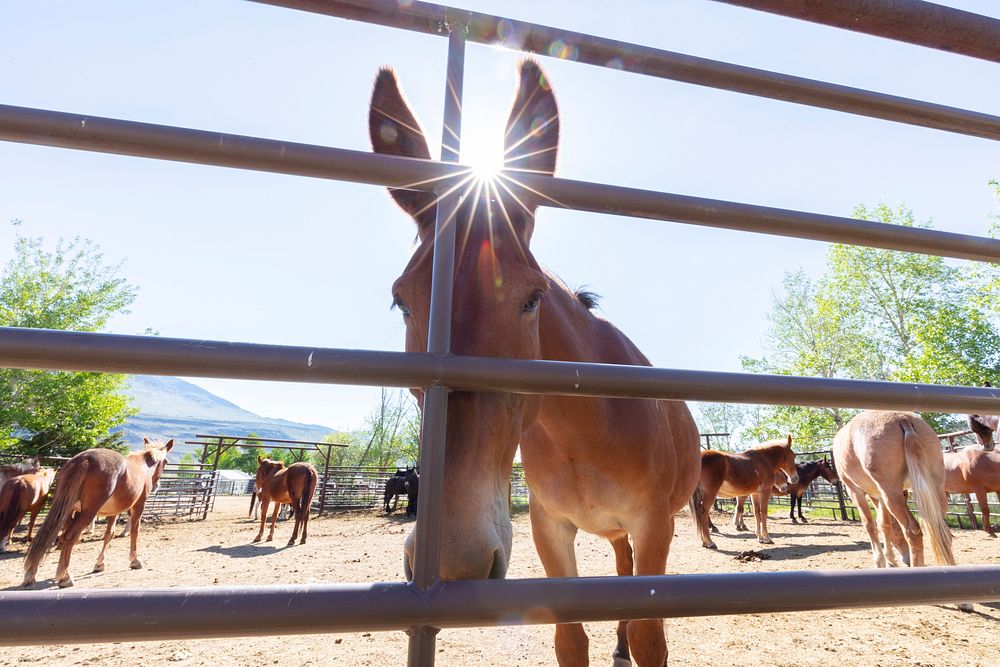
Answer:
537;271;650;366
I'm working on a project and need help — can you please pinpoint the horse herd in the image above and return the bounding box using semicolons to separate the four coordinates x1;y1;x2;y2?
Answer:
0;59;998;665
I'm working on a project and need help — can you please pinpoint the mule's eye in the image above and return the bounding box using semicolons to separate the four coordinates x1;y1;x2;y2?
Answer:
522;290;543;314
392;295;411;318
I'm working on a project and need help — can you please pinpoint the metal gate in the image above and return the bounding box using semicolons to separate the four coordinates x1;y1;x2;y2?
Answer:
1;2;999;665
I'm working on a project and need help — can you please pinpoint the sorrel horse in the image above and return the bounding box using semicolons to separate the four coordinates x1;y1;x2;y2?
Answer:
0;467;55;552
21;438;173;588
690;437;799;548
370;60;701;666
0;457;40;487
832;412;968;612
251;457;317;546
944;447;1000;537
731;458;839;528
383;468;409;513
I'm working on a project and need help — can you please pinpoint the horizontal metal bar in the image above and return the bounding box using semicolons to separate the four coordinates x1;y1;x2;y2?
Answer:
252;0;1000;141
0;105;997;264
710;0;1000;64
1;566;997;645
1;328;997;413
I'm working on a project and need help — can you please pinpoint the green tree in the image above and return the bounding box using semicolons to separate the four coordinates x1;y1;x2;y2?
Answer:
328;389;419;468
0;229;138;456
742;204;999;443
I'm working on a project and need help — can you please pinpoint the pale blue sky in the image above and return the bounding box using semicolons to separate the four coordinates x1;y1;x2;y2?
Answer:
1;1;998;431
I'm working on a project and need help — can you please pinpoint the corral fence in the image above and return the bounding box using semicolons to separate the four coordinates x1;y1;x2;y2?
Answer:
314;464;529;513
0;1;999;665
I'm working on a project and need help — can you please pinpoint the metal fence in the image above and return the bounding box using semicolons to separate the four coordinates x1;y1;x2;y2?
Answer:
1;1;999;665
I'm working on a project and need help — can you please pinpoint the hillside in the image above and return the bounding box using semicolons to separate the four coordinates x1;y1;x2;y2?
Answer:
119;376;337;459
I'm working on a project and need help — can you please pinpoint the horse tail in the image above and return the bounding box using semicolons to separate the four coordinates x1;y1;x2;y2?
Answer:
23;459;89;578
688;484;704;527
300;466;318;516
0;480;24;545
901;416;956;566
248;490;257;518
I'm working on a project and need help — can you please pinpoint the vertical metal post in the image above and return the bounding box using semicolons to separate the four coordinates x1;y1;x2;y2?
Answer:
407;18;466;667
320;445;332;516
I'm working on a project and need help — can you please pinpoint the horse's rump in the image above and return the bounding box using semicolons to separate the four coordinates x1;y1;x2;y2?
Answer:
22;458;90;576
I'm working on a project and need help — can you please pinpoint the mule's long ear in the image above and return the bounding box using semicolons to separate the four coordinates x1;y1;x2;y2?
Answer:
164;439;174;453
786;435;793;447
369;68;437;236
504;60;559;178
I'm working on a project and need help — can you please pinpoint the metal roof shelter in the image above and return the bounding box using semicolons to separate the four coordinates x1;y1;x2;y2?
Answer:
189;434;349;516
0;1;999;665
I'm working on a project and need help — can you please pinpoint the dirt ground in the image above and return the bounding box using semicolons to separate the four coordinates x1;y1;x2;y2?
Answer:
1;496;998;667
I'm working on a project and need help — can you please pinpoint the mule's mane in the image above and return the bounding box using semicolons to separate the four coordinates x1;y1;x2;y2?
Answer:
574;287;601;310
753;439;790;451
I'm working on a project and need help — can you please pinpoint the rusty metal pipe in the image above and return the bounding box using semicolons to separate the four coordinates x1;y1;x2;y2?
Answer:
710;0;1000;63
0;105;996;264
250;0;1000;140
0;328;997;413
1;566;997;645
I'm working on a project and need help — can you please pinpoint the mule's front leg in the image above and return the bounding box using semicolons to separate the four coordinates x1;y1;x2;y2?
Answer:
610;534;634;666
529;503;588;666
626;516;673;667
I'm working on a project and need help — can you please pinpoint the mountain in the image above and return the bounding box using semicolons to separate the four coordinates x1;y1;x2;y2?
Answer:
118;376;338;460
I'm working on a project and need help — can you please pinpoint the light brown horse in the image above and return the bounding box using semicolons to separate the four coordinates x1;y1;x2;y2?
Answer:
832;411;965;597
370;60;701;666
21;438;173;588
251;457;317;546
944;447;1000;537
690;437;799;549
0;467;55;552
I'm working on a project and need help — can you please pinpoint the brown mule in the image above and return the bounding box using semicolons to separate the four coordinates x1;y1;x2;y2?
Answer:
944;447;1000;537
690;437;799;549
0;467;55;552
251;457;317;546
21;438;173;588
370;60;701;667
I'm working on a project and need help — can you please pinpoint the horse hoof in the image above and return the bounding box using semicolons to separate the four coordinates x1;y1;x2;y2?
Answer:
612;657;633;667
287;540;296;547
93;563;105;573
57;577;74;588
799;518;808;523
251;536;262;544
759;538;773;545
266;536;273;542
703;542;718;550
130;560;143;570
20;578;35;589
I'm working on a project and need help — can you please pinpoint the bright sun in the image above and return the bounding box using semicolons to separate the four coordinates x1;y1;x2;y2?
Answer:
461;126;505;181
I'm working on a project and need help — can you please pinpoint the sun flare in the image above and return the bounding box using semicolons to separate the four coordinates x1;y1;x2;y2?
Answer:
461;127;505;182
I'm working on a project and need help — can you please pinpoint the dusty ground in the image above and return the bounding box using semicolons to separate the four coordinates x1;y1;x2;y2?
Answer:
1;497;998;666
